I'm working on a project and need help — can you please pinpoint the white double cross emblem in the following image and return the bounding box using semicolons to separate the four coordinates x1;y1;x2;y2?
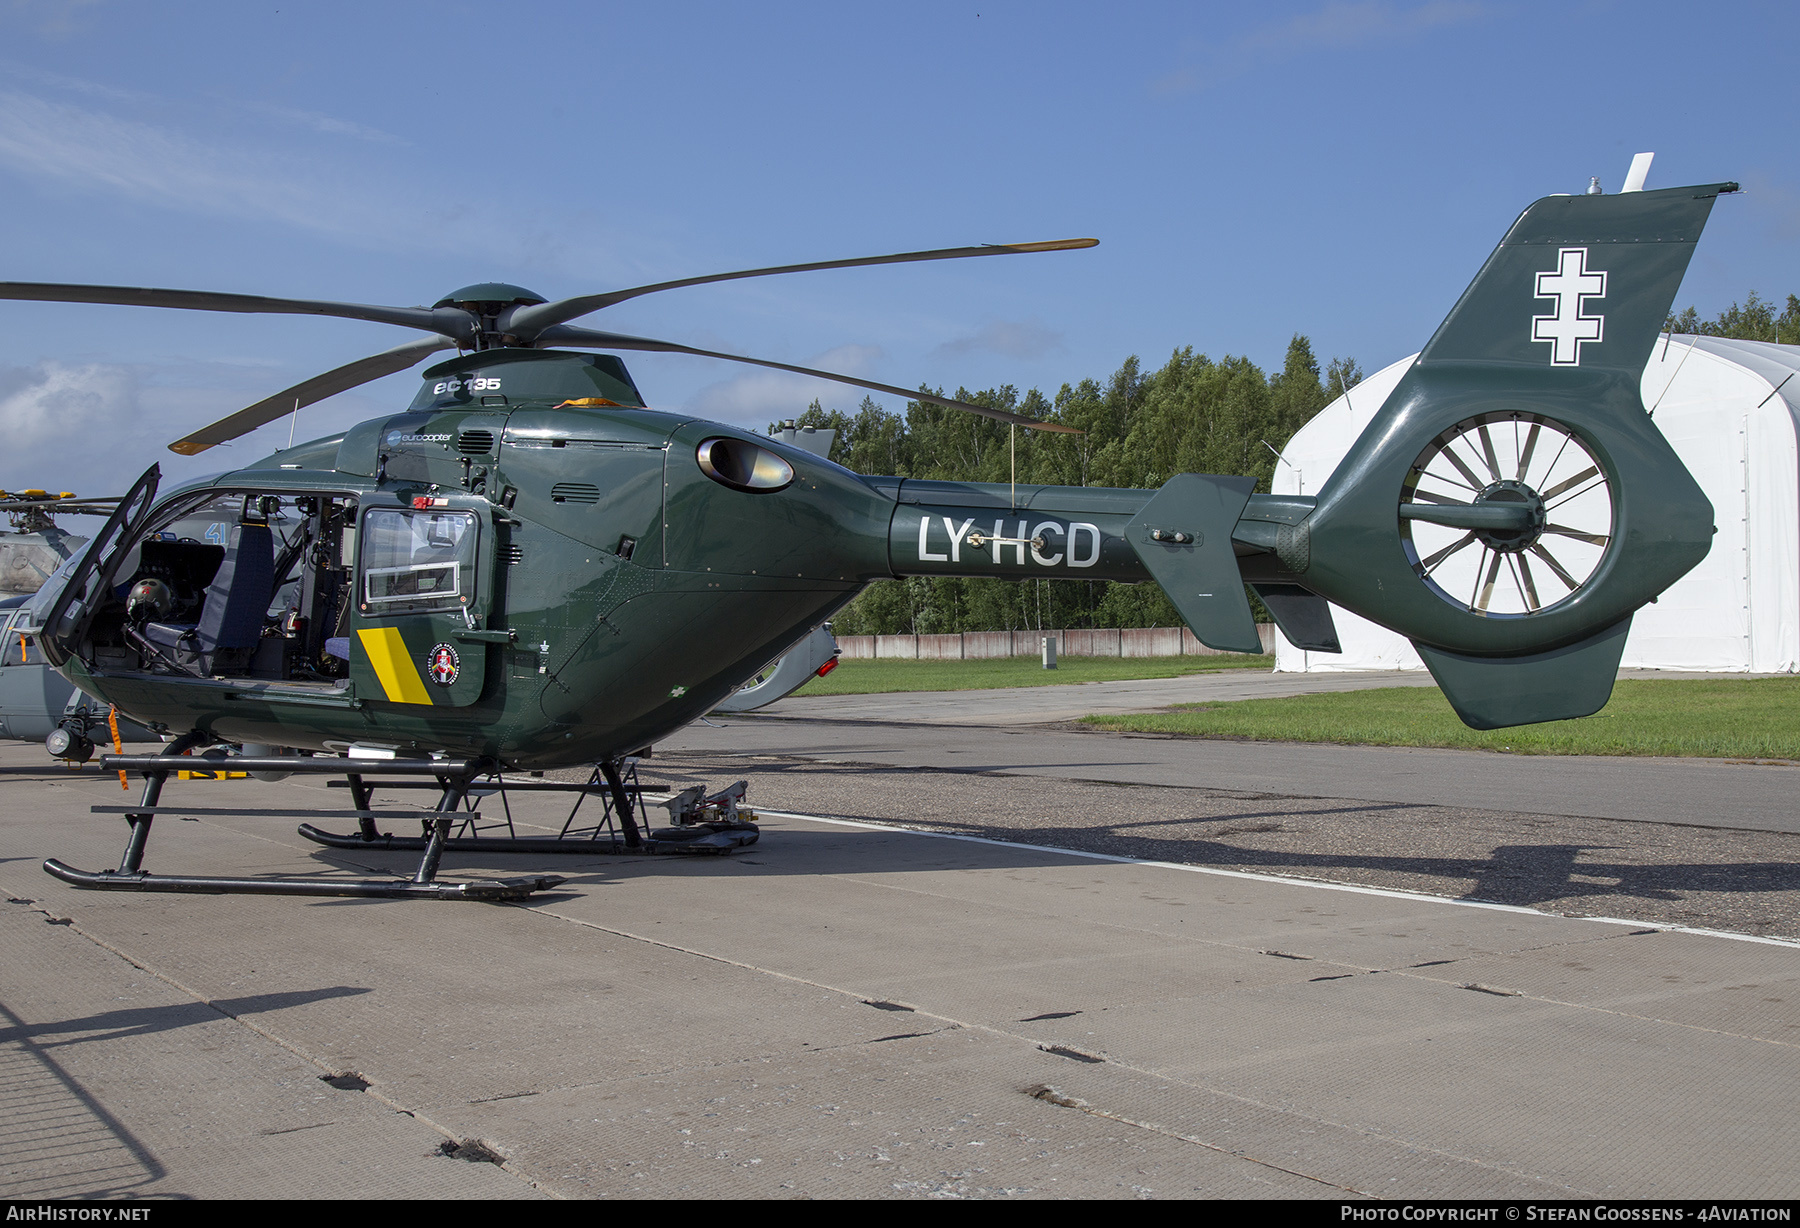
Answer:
1532;246;1607;365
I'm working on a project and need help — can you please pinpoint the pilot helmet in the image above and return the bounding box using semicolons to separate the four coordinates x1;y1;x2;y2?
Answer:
126;577;173;623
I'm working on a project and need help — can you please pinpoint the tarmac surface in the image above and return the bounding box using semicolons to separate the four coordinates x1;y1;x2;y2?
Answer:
725;669;1800;833
1;668;1797;1200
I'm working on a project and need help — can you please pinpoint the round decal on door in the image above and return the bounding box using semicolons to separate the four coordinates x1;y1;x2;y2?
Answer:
426;643;460;687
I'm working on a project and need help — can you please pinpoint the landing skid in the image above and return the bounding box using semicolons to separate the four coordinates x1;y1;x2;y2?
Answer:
42;736;576;901
40;860;561;900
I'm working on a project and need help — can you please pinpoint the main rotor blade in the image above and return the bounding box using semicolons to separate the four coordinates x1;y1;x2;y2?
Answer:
505;238;1099;341
535;325;1082;434
0;282;463;339
169;335;455;456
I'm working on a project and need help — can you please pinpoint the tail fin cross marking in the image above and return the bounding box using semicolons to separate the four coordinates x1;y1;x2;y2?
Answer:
1532;247;1607;365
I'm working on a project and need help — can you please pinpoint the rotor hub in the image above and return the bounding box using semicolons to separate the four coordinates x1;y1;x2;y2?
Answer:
432;285;548;350
1472;480;1546;552
431;283;546;311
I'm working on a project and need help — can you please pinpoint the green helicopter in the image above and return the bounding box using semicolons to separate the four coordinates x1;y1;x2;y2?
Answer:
6;180;1734;900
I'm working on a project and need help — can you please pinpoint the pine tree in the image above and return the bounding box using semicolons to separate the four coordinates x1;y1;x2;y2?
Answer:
1666;291;1800;344
1325;356;1363;401
1268;334;1329;453
779;332;1352;634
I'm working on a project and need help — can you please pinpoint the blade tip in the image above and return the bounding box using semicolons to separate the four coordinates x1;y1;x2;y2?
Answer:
167;441;208;456
1002;238;1099;253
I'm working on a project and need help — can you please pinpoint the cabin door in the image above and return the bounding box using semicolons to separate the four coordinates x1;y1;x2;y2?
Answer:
348;497;497;707
37;464;159;670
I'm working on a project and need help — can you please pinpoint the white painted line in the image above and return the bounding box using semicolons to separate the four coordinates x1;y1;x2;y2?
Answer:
755;810;1800;950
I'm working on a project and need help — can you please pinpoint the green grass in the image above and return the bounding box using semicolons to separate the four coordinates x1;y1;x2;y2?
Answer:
790;653;1274;696
1083;677;1800;759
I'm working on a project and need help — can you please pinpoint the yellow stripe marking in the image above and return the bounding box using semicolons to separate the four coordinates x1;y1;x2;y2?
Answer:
357;627;433;704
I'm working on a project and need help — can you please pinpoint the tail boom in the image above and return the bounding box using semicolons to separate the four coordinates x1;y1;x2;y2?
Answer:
870;181;1734;728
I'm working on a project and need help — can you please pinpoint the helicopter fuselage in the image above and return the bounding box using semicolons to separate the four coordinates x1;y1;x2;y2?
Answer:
45;152;1731;764
46;348;1214;768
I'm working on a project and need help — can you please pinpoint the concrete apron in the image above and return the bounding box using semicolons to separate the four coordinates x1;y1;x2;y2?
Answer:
1;753;1795;1199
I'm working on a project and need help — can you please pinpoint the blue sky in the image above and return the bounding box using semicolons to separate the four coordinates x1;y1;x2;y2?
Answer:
1;0;1795;494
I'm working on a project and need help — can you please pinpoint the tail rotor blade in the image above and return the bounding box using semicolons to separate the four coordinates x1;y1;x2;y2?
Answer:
168;335;455;456
505;238;1098;341
535;325;1081;434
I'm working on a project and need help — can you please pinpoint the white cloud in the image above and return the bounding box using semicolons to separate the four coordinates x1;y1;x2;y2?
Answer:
0;81;647;286
0;59;144;103
0;360;168;494
3;0;104;39
0;359;309;496
0;62;401;146
0;359;136;447
0;89;387;239
932;318;1064;361
237;100;405;146
1154;1;1487;95
683;343;886;425
0;87;567;267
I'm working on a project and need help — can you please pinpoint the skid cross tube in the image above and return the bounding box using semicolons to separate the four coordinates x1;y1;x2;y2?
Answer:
92;807;482;821
103;755;487;775
301;760;756;856
42;748;565;900
324;779;670;794
296;826;755;856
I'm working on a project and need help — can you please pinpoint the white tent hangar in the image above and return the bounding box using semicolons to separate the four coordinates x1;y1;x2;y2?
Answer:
1273;336;1800;674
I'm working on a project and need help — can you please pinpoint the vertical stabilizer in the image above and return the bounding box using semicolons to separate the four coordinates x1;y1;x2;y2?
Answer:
1419;182;1730;377
1275;181;1733;726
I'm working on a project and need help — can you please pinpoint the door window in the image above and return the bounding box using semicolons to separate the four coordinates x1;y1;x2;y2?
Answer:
360;509;478;614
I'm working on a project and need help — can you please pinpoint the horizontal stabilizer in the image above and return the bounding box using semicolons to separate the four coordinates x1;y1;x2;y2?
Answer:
1126;475;1262;654
1252;584;1340;653
1413;617;1631;730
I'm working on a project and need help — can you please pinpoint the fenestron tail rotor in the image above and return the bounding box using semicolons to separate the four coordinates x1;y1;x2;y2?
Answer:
3;237;1097;454
1398;413;1613;616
